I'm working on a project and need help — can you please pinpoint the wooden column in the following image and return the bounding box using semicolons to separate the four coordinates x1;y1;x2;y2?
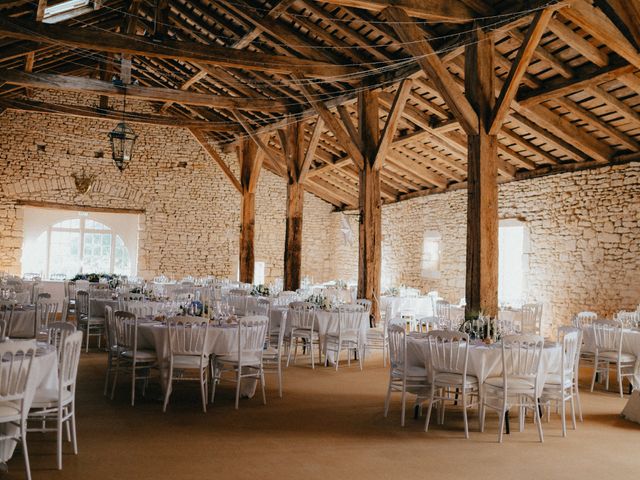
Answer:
465;27;499;317
238;138;263;284
283;121;305;291
357;89;382;323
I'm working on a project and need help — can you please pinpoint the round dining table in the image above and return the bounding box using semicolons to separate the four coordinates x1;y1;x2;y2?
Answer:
137;321;257;398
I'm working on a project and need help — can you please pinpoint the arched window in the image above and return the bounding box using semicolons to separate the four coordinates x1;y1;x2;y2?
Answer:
22;209;136;279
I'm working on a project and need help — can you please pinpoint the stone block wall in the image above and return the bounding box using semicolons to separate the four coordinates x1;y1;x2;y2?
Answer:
0;91;339;284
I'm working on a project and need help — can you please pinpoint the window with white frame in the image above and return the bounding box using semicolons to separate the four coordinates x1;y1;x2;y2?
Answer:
498;219;527;306
421;232;441;278
21;207;139;279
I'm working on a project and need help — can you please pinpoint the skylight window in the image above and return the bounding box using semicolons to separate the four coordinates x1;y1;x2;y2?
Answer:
43;0;93;24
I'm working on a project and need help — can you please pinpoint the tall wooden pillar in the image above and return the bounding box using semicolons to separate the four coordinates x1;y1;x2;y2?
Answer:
464;28;499;317
357;90;382;323
283;121;305;291
238;138;262;284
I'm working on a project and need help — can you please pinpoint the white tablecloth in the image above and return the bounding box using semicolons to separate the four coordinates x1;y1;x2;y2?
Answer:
381;296;435;318
90;298;121;318
0;345;58;461
137;322;257;398
269;307;368;363
582;328;640;388
406;336;562;396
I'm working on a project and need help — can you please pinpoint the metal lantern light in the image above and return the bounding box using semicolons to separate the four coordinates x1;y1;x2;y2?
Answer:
108;86;137;172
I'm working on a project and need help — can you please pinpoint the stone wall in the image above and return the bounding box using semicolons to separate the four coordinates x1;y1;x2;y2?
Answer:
371;163;640;331
0;91;339;284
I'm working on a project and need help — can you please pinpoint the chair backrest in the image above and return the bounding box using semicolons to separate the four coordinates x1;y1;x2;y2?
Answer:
113;310;138;351
0;300;15;328
0;340;36;404
616;310;639;328
104;306;116;351
167;319;209;357
60;298;70;323
36;299;59;334
229;288;249;296
47;321;76;365
59;331;83;395
435;300;451;322
237;316;268;363
500;334;544;381
338;305;365;337
76;290;90;317
355;298;372;315
250;298;271;317
573;311;597;328
37;292;51;300
426;330;470;376
288;302;316;330
388;324;407;375
592;319;623;353
556;326;579;376
520;303;542;335
271;311;287;351
125;301;155;319
226;294;248;316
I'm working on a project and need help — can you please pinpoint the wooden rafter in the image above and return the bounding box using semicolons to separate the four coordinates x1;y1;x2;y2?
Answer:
320;0;476;22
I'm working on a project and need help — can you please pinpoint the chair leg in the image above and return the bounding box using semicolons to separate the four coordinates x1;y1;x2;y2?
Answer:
235;366;242;410
534;397;544;443
210;363;218;404
590;356;598;392
260;369;266;405
70;405;78;455
21;421;31;480
358;345;363;371
111;356;120;400
462;389;469;439
498;405;506;444
570;388;577;430
103;354;111;396
383;381;392;418
310;337;315;369
162;367;172;413
561;395;567;437
574;382;583;422
131;363;136;406
424;384;436;432
277;361;283;398
400;385;407;427
57;407;63;469
84;324;90;353
200;368;207;413
618;363;624;398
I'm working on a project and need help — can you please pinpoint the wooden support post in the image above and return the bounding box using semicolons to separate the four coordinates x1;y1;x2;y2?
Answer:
357;90;382;324
283;120;305;291
239;138;263;284
465;27;499;318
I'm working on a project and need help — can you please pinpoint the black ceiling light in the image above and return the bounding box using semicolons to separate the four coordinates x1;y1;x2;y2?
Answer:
108;80;137;172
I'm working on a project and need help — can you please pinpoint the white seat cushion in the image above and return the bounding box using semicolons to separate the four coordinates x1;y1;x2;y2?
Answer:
598;351;636;363
405;366;428;379
217;352;262;366
171;354;207;369
543;373;573;389
434;372;478;387
484;376;535;391
122;349;157;361
31;388;73;409
79;317;104;325
0;401;21;419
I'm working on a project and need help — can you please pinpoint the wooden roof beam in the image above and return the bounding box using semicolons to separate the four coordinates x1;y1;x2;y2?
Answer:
384;6;478;135
320;0;476;22
0;68;290;112
0;14;362;78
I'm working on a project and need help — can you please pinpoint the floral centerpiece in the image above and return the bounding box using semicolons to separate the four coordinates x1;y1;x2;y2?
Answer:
72;273;123;289
382;286;400;296
251;284;270;297
333;279;348;290
459;310;498;342
306;293;331;310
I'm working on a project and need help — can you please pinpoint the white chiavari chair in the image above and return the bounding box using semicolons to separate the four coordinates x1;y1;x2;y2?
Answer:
521;303;543;335
324;304;366;371
286;302;319;369
35;299;58;339
76;290;104;352
163;318;210;413
263;311;287;398
28;331;82;470
590;319;636;398
46;322;76;368
542;328;580;436
0;340;37;480
481;334;545;443
364;302;390;366
111;311;157;406
211;316;268;409
424;330;479;438
384;325;429;427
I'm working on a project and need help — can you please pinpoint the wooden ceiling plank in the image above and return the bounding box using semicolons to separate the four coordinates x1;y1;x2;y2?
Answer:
374;78;413;168
561;0;640;69
490;8;554;134
299;119;324;183
320;0;476;22
384;6;478;135
547;17;609;67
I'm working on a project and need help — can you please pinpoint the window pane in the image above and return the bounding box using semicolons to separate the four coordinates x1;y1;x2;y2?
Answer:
83;233;112;273
113;236;131;276
52;218;80;229
49;230;81;278
85;219;110;230
22;231;48;278
499;224;525;306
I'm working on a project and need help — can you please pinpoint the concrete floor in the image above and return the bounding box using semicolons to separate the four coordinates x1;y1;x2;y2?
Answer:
6;352;640;480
